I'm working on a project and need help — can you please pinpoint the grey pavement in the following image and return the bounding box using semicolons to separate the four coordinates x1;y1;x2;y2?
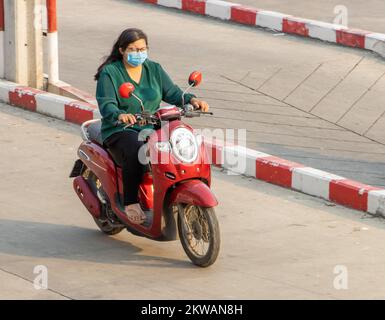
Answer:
52;0;385;187
224;0;385;33
3;102;385;299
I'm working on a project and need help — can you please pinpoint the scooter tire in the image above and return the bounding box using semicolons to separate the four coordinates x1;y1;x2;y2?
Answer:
177;205;220;268
93;216;125;235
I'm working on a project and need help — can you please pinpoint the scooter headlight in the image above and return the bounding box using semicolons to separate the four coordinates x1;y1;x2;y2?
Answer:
170;127;198;163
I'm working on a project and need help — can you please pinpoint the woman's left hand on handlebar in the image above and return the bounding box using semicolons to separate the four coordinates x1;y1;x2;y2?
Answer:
190;98;209;112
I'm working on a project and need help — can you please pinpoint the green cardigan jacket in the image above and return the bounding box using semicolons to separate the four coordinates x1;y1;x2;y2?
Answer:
96;59;196;142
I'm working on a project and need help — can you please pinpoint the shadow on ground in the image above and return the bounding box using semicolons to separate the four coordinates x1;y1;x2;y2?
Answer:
0;218;195;269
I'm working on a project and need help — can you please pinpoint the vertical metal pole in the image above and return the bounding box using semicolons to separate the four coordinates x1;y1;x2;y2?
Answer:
46;0;58;84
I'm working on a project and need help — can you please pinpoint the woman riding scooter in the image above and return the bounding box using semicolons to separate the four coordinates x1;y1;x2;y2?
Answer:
94;28;209;225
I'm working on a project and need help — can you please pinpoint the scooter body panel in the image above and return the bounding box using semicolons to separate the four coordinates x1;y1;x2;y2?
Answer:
169;180;218;208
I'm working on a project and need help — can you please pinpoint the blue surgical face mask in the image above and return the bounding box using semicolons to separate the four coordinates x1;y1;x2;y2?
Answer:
127;51;148;67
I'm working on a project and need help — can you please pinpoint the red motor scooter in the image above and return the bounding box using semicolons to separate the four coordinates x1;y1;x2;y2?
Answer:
69;71;220;267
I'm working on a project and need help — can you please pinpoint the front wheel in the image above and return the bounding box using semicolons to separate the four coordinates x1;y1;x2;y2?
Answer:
177;204;220;267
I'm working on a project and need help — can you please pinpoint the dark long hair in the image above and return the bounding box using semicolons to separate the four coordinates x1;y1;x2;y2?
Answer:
94;28;148;81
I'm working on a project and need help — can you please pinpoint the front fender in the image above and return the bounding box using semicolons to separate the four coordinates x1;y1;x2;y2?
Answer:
169;180;218;208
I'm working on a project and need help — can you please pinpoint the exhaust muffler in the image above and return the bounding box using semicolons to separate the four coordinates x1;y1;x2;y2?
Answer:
73;176;101;219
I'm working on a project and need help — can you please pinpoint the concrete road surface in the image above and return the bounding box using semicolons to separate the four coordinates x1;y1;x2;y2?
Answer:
2;103;385;299
225;0;385;34
49;0;385;188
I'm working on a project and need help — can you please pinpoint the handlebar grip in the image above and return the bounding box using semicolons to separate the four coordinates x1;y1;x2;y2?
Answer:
185;112;201;118
115;113;141;127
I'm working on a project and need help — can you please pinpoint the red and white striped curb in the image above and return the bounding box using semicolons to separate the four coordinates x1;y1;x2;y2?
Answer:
0;79;100;125
1;78;385;217
204;141;385;216
142;0;385;58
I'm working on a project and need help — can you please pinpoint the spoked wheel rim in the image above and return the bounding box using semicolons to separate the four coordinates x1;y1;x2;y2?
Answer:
180;205;212;258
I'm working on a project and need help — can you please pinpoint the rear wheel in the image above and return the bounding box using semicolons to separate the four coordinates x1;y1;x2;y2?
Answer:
83;168;124;235
177;204;220;267
93;215;124;235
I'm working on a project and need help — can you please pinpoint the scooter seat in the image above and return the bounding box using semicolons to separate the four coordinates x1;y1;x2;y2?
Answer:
87;121;151;173
87;121;103;145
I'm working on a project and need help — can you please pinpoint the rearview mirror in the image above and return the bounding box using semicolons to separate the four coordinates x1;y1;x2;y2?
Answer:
188;71;202;87
119;82;135;99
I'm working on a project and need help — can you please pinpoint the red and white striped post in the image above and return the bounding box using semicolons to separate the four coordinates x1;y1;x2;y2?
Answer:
46;0;58;84
0;0;4;78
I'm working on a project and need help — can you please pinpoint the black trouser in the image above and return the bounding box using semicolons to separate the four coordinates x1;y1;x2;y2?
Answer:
104;130;145;206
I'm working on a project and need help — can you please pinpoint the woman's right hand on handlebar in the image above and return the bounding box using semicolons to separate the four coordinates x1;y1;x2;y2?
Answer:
118;113;137;125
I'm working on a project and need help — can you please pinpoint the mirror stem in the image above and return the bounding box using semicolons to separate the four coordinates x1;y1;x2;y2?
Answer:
181;83;194;108
132;93;145;112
